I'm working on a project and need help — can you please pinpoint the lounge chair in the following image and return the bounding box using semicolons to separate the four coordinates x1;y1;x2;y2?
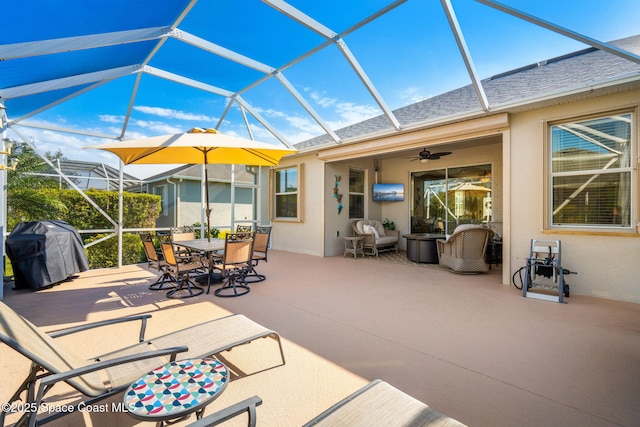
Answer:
302;379;467;426
185;396;263;427
0;302;285;427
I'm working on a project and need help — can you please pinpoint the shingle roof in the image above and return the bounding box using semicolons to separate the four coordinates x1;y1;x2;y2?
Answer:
295;34;640;151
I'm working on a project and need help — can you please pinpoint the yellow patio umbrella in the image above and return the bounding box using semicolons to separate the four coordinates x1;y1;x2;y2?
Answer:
446;182;491;197
86;128;296;240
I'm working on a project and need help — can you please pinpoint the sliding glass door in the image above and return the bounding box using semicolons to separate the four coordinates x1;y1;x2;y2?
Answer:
410;164;492;234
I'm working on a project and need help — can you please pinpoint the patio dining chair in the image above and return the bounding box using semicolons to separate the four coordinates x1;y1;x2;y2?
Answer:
159;234;206;298
139;232;175;290
170;226;205;259
244;225;271;283
236;224;252;233
0;302;285;427
210;232;254;297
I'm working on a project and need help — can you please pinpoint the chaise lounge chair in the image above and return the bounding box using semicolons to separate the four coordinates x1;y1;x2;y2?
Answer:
0;302;285;427
302;379;467;427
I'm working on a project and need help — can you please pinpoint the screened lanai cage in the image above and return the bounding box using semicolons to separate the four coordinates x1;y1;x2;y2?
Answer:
2;0;640;293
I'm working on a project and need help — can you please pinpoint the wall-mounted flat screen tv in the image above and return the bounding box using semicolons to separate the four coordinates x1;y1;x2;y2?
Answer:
372;183;404;202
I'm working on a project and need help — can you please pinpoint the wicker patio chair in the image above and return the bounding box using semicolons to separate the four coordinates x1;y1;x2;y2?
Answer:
436;224;492;273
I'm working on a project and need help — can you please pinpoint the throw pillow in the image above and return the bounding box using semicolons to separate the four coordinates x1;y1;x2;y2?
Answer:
363;224;379;240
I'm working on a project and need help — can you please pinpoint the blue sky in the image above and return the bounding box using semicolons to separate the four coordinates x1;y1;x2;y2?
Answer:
3;0;640;178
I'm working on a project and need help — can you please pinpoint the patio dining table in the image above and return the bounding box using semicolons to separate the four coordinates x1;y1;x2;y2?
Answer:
176;238;225;294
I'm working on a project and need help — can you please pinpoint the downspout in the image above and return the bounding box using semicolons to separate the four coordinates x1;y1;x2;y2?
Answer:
245;166;259;227
166;178;178;227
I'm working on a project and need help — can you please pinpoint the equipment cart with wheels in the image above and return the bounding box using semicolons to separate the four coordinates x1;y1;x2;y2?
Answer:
523;239;571;304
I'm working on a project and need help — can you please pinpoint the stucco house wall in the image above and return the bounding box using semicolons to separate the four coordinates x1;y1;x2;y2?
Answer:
509;89;640;302
271;88;639;303
270;153;325;256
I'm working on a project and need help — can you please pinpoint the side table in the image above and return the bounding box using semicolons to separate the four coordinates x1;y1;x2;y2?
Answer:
124;358;228;426
486;240;503;269
343;236;364;258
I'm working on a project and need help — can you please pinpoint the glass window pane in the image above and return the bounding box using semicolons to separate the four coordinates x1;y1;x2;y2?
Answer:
275;168;297;193
349;169;364;193
552;172;630;226
411;165;491;234
275;194;297;217
349;194;364;219
445;165;492;231
551;114;631;173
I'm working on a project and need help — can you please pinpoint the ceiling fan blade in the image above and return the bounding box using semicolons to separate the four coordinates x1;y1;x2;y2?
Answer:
431;151;452;157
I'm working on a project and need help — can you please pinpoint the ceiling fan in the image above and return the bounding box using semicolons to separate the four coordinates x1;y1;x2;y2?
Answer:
406;148;452;163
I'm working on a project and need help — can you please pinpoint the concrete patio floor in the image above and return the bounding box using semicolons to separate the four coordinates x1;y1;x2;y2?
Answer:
1;250;639;426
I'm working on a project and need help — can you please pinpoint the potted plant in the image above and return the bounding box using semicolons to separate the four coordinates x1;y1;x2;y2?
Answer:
382;218;395;230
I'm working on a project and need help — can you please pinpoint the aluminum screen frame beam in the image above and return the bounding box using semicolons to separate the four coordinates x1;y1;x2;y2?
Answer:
476;0;640;65
441;0;490;112
263;0;402;131
171;29;340;143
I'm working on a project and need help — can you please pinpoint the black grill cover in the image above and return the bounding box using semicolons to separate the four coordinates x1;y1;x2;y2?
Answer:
5;220;89;290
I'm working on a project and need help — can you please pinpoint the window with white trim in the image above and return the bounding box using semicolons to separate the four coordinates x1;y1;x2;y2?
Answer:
273;165;301;220
548;111;633;229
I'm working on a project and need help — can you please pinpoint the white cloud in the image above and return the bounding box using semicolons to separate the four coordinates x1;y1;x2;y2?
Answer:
99;114;123;124
309;91;336;109
333;102;379;126
308;89;380;129
398;87;428;104
132;120;184;135
134;106;215;122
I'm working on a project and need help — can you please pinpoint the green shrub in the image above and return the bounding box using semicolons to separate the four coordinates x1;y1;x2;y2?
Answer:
191;222;220;239
84;233;146;269
7;189;161;269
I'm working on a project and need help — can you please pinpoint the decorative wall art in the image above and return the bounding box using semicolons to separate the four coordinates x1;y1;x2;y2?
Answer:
333;174;343;214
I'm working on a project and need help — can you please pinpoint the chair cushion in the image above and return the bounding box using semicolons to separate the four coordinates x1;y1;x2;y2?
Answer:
375;235;397;245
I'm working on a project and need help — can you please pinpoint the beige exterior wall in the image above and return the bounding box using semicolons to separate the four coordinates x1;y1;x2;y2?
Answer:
271;91;640;303
270;153;326;256
510;89;640;303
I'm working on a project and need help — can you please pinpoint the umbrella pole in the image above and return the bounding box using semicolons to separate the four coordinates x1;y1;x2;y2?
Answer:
204;159;211;242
